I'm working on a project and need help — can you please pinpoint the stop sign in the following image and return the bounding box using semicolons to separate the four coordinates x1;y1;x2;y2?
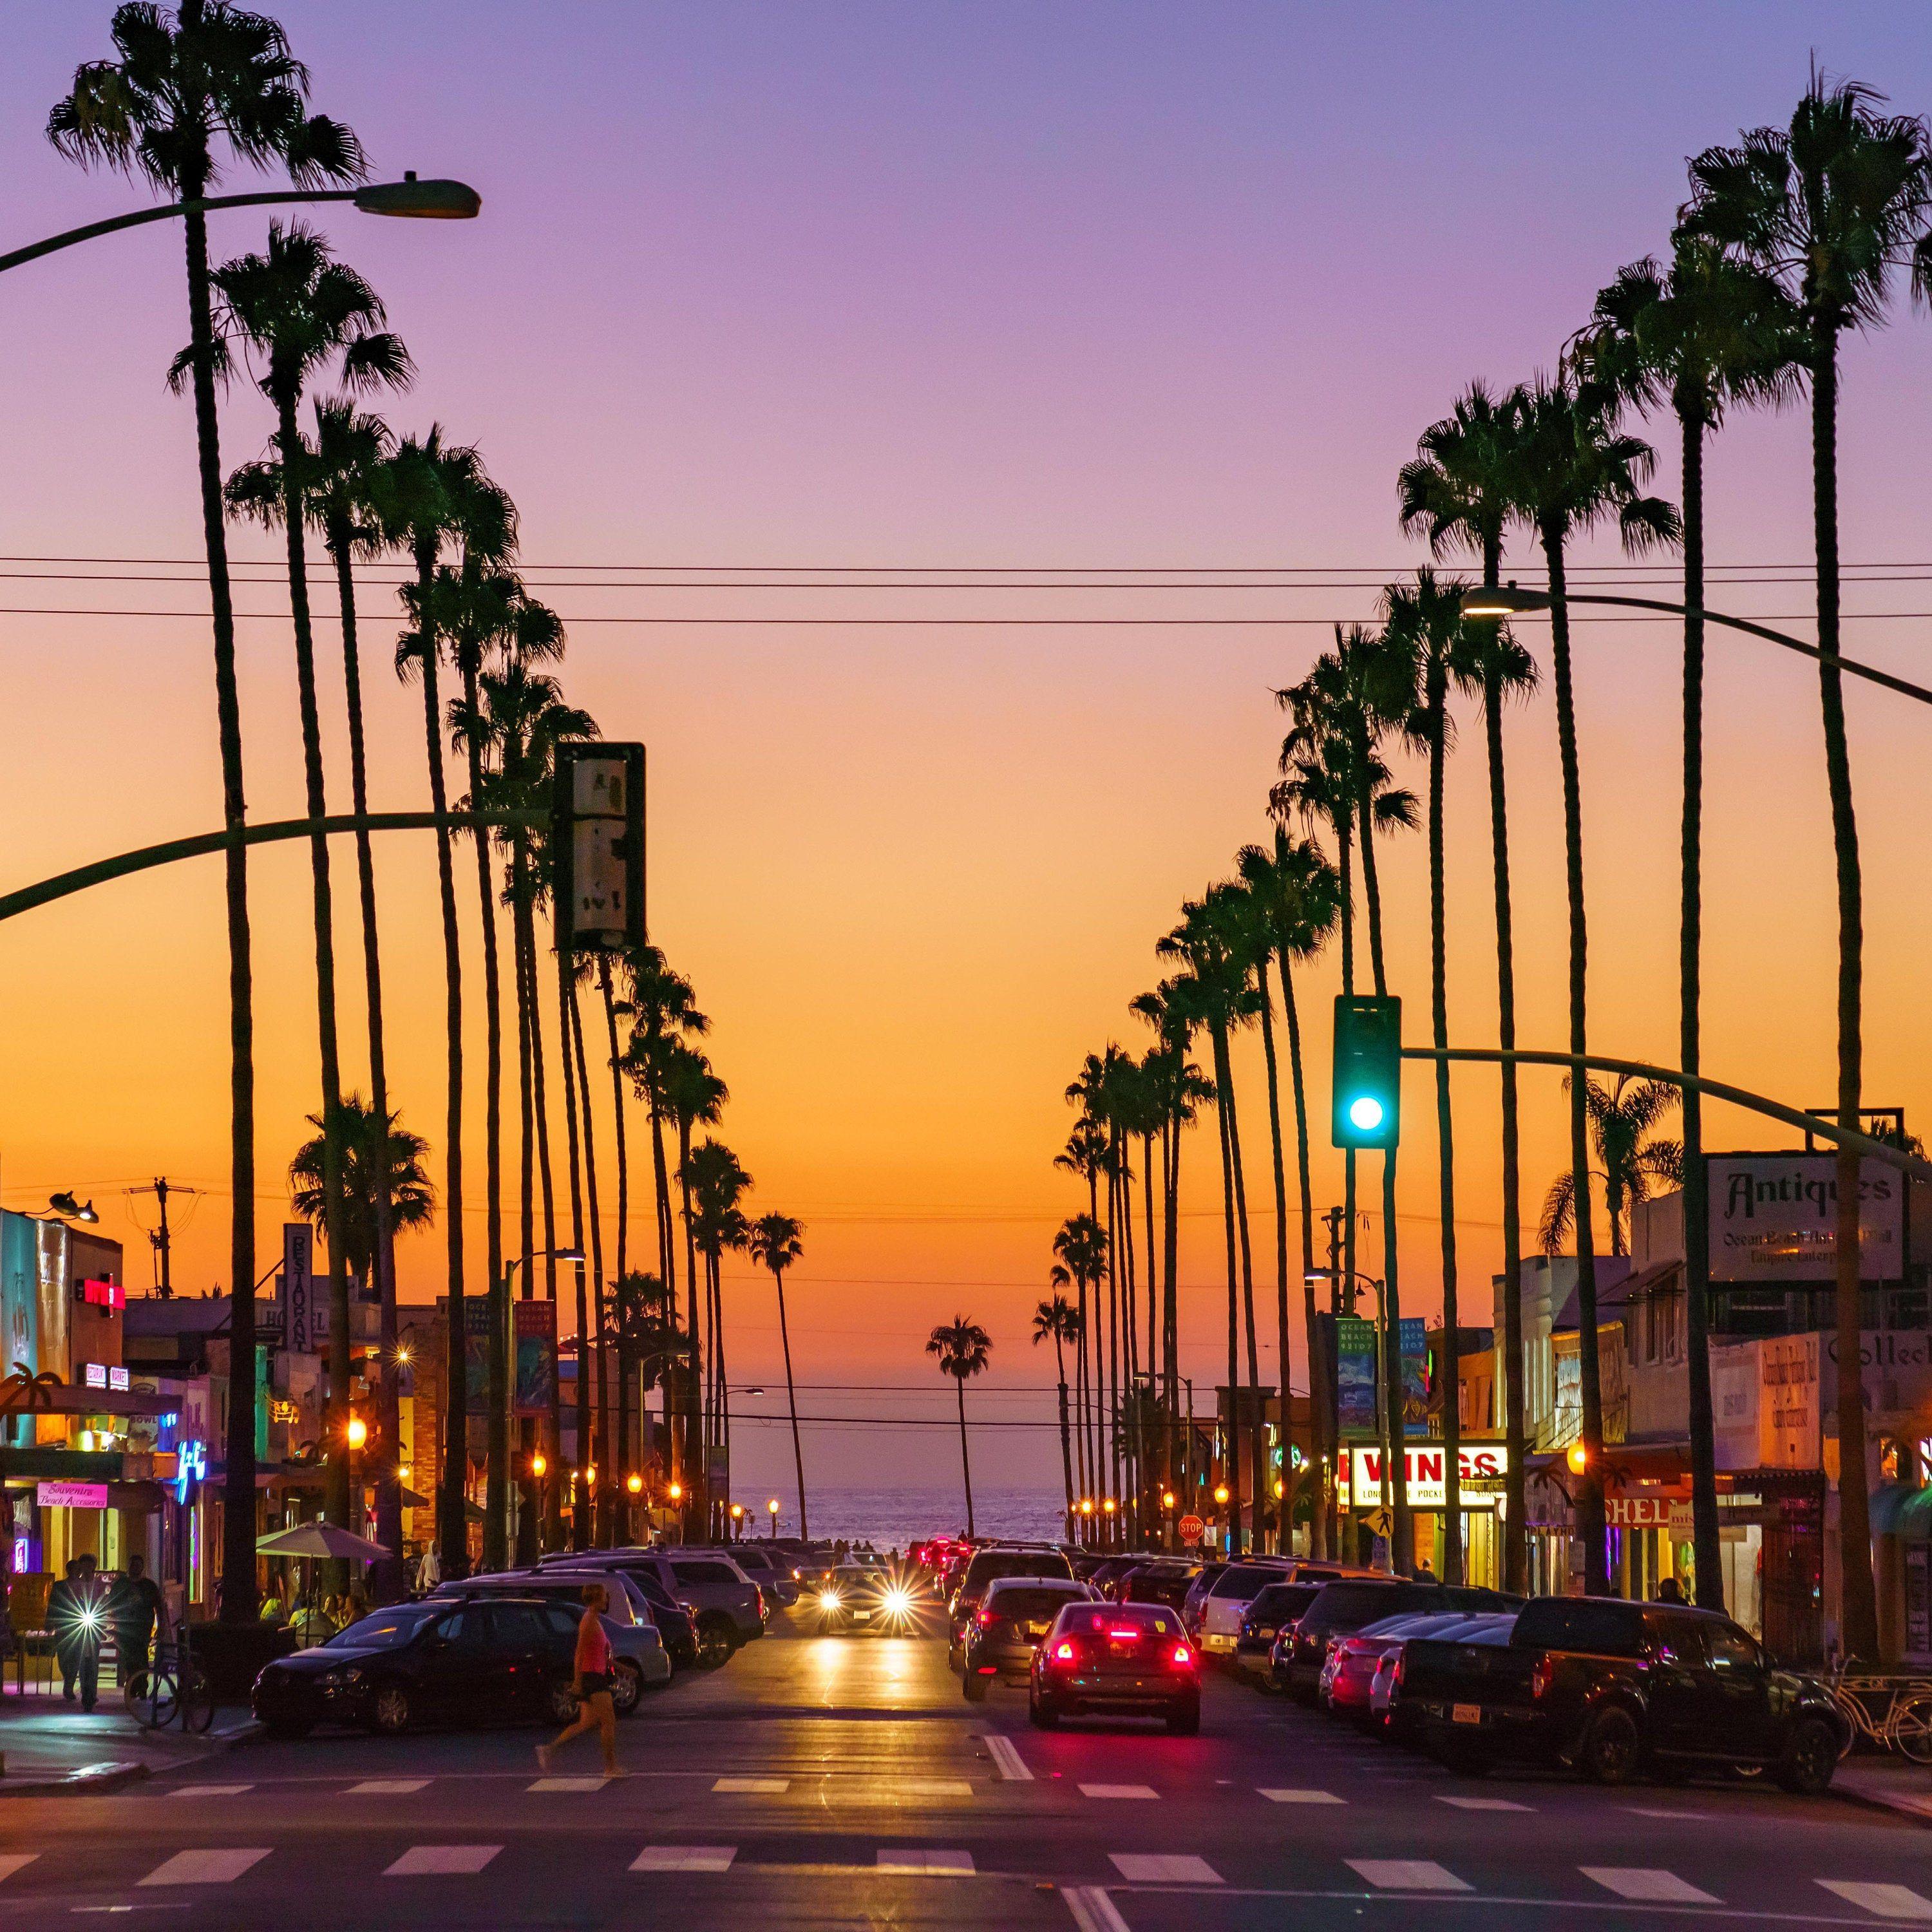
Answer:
1178;1513;1205;1543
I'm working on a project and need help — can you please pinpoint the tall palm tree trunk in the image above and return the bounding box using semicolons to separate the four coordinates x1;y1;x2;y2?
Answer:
1162;1112;1179;1501
1053;1327;1074;1535
183;189;259;1622
954;1375;976;1537
413;553;467;1579
525;910;562;1553
712;1253;732;1521
598;963;631;1534
1812;327;1877;1659
1105;1155;1121;1519
1482;655;1528;1595
1426;656;1463;1584
569;981;612;1544
1210;1023;1244;1553
1678;408;1722;1613
330;526;402;1581
773;1269;808;1537
1355;804;1411;1568
677;1120;702;1537
1257;965;1293;1553
460;661;509;1570
512;880;538;1566
556;943;589;1551
274;392;353;1569
1542;526;1607;1597
1282;952;1325;1558
1226;1070;1264;1558
1338;827;1358;1335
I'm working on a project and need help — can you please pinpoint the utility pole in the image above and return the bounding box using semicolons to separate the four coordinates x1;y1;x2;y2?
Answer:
128;1179;195;1299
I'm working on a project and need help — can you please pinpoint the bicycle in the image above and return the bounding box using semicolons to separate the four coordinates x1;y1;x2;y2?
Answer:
129;1630;214;1735
1827;1665;1932;1763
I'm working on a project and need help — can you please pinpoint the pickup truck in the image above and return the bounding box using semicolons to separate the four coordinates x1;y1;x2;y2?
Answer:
1397;1594;1847;1793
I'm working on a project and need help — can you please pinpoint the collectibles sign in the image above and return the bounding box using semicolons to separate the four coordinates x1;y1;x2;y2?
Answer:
1707;1153;1903;1283
1714;1329;1932;1470
1345;1443;1508;1511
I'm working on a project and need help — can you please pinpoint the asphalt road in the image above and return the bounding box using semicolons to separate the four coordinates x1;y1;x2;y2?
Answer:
1;1600;1929;1929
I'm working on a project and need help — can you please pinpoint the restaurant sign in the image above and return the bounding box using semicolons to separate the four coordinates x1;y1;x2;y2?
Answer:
1345;1443;1509;1510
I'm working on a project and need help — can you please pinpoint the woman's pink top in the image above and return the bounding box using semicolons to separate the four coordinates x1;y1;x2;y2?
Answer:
577;1609;612;1675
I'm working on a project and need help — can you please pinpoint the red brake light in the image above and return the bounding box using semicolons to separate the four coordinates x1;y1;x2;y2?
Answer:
1171;1643;1193;1667
1530;1655;1554;1700
1053;1640;1076;1662
976;1607;995;1627
1106;1628;1140;1642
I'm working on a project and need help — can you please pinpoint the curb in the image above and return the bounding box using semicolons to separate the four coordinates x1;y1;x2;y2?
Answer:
1834;1777;1932;1828
0;1759;152;1798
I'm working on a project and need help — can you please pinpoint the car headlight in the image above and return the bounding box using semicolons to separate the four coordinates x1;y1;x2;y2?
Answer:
317;1667;365;1689
882;1587;913;1615
819;1591;842;1612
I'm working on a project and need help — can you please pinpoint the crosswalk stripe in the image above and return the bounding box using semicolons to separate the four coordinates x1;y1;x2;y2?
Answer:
1583;1868;1719;1904
166;1784;251;1799
0;1858;35;1886
1063;1887;1134;1932
876;1849;974;1874
384;1846;501;1877
346;1780;429;1795
984;1735;1032;1781
1435;1795;1533;1812
632;1846;737;1873
713;1777;789;1793
901;1779;974;1798
1348;1859;1471;1893
1819;1881;1932;1922
1109;1854;1222;1884
140;1850;271;1887
1079;1783;1159;1799
1259;1788;1345;1804
529;1777;607;1792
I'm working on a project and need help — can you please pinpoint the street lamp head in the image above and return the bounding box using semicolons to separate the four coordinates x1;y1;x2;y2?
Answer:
1102;1497;1117;1515
554;1247;585;1264
767;1498;779;1515
49;1191;98;1223
729;1502;744;1520
1212;1483;1230;1506
667;1481;683;1502
1459;582;1548;620
530;1452;547;1478
1077;1498;1094;1517
625;1472;643;1495
345;1416;367;1449
1161;1490;1176;1510
353;173;480;220
1566;1441;1589;1475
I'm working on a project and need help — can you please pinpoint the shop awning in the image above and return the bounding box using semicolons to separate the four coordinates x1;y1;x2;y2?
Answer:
1871;1484;1932;1537
15;1386;176;1418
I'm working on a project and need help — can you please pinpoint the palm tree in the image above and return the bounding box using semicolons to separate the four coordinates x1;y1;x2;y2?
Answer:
50;0;363;1625
289;1096;435;1298
927;1317;993;1537
1683;73;1932;1661
606;1271;685;1536
659;1044;727;1530
1051;1213;1108;1520
1399;381;1536;1590
1499;373;1679;1595
1053;1118;1108;1498
1572;240;1799;1611
1236;830;1341;1556
685;1140;750;1531
1033;1292;1083;1533
384;427;512;1574
565;956;615;1543
747;1213;809;1537
207;219;410;1552
1539;1076;1685;1262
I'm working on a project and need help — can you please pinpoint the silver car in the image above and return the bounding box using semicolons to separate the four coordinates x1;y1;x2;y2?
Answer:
430;1570;670;1712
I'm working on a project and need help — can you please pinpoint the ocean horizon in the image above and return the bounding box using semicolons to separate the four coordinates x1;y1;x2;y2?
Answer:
741;1484;1069;1552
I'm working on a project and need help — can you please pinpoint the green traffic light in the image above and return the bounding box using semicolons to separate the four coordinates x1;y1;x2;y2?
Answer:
1347;1095;1385;1132
1332;994;1401;1149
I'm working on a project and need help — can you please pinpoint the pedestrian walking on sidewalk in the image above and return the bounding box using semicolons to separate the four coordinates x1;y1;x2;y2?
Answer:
108;1555;164;1685
49;1557;106;1710
536;1584;622;1777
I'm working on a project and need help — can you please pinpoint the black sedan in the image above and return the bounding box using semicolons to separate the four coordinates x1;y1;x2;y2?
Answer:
1030;1600;1201;1734
961;1578;1094;1700
252;1598;582;1738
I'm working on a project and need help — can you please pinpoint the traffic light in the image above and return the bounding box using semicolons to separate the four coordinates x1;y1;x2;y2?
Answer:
553;742;646;952
1332;994;1401;1149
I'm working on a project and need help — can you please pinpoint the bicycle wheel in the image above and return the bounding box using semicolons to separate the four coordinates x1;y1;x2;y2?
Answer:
1830;1687;1868;1759
137;1671;180;1731
1888;1692;1932;1764
180;1669;215;1735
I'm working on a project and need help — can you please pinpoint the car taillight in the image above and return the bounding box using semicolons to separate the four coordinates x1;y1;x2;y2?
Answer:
753;1587;766;1617
1171;1644;1193;1668
1530;1655;1554;1700
976;1606;995;1627
1394;1651;1407;1686
1106;1628;1140;1642
1052;1640;1076;1663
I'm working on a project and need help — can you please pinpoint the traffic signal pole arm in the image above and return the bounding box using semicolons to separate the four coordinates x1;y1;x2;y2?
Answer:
0;809;542;925
1401;1044;1932;1186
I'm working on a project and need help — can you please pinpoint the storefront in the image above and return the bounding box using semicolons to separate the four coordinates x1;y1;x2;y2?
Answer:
1338;1440;1511;1585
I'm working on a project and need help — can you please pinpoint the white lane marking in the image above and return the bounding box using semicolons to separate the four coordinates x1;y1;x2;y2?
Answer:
1582;1868;1719;1904
530;1777;607;1792
346;1779;429;1795
1259;1788;1345;1804
1110;1854;1222;1884
984;1735;1032;1781
631;1846;737;1872
0;1857;36;1886
165;1784;251;1799
712;1776;788;1793
384;1846;502;1877
1625;1807;1712;1820
1435;1795;1533;1812
1063;1887;1133;1932
1348;1859;1471;1893
902;1779;974;1799
1820;1882;1932;1921
1079;1783;1159;1799
140;1850;271;1887
876;1849;974;1874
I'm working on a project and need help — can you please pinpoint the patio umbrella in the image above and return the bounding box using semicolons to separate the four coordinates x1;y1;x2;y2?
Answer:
255;1522;392;1564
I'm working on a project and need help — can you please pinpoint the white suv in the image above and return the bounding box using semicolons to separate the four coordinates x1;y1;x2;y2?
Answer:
1196;1560;1295;1656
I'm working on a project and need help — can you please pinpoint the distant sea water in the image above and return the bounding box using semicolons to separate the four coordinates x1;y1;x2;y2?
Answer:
775;1486;1067;1551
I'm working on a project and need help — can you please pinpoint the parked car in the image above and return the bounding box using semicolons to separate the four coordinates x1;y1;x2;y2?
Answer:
252;1598;580;1738
428;1570;669;1712
947;1544;1075;1663
1372;1614;1514;1735
1397;1595;1848;1792
1195;1560;1298;1658
1273;1578;1508;1700
1179;1561;1231;1633
961;1577;1095;1700
1321;1611;1493;1719
558;1549;763;1666
1235;1582;1321;1683
706;1544;797;1607
1114;1562;1198;1611
1029;1599;1200;1734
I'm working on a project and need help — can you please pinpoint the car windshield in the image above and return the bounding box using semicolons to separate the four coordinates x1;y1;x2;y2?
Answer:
324;1605;440;1651
1054;1603;1178;1638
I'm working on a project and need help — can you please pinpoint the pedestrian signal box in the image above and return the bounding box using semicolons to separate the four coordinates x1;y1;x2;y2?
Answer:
553;742;646;953
1332;994;1401;1150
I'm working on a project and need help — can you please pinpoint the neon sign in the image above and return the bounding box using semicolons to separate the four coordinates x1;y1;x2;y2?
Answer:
80;1279;124;1311
173;1439;206;1505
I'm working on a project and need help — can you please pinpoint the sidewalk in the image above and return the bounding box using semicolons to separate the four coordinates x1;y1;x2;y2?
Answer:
1835;1754;1932;1825
0;1693;259;1794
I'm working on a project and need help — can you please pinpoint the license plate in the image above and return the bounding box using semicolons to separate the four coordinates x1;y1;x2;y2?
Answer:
1255;1627;1275;1639
853;1609;872;1620
1452;1703;1482;1726
1108;1642;1137;1660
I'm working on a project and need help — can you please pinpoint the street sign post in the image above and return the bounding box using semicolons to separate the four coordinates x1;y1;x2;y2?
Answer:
553;742;645;953
1177;1513;1205;1544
